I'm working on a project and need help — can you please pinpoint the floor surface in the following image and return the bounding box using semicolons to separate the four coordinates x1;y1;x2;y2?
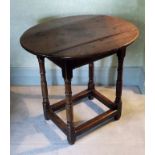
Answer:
10;86;144;155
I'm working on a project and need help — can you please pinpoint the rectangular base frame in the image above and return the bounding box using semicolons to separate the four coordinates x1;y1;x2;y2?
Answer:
48;89;118;138
37;48;126;144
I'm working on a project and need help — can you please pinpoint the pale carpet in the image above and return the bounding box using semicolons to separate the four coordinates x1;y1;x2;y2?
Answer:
10;86;144;155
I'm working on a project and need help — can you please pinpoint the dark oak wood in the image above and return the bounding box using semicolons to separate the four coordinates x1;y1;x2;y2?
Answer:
93;89;116;110
114;48;126;120
62;64;75;144
75;109;117;136
50;89;91;111
20;15;139;144
37;56;50;120
48;108;67;135
88;62;95;99
20;15;139;68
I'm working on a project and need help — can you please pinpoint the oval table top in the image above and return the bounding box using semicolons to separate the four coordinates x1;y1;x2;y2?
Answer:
20;15;139;61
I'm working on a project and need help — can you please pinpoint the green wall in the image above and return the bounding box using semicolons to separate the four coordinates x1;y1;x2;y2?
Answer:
11;0;145;91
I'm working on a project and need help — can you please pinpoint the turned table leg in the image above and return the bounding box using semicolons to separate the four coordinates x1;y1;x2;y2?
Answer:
37;56;50;120
114;48;126;120
88;62;95;99
62;65;75;144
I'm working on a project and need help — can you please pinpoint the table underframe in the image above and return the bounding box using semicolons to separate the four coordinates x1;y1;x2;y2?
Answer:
37;47;126;144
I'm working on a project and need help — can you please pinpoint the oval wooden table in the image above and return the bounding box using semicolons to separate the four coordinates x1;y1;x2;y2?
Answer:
20;15;139;144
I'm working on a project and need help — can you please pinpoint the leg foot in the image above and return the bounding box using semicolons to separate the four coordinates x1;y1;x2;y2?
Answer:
114;114;121;121
88;94;94;100
114;102;122;121
67;130;76;144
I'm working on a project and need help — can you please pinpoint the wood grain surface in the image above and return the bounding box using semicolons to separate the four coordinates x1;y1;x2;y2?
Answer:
20;15;139;60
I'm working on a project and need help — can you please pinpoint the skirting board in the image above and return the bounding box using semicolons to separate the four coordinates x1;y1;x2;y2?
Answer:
10;67;145;94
